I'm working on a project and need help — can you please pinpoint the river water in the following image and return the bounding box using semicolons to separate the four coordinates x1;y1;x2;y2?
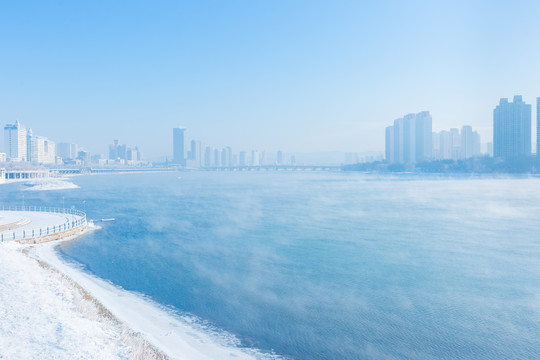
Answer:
2;171;539;359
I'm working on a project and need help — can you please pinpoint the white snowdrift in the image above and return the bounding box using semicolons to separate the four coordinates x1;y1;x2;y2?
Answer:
22;178;79;191
31;239;276;360
0;241;130;359
0;223;280;360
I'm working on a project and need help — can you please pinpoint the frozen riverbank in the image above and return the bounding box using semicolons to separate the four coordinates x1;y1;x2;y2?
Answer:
31;239;271;360
22;178;80;191
0;225;276;359
0;240;135;359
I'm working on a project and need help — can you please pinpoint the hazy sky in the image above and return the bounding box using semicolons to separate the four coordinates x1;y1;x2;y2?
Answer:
1;0;539;158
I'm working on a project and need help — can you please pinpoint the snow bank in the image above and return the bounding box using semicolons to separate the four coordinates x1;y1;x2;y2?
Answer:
0;222;281;360
22;178;79;191
31;237;278;360
0;241;131;359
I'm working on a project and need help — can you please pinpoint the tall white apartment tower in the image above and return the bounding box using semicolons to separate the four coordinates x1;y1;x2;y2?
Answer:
385;111;432;164
392;118;404;164
537;97;539;161
385;126;394;163
460;126;474;159
415;111;432;162
27;129;56;164
4;120;27;162
402;114;416;164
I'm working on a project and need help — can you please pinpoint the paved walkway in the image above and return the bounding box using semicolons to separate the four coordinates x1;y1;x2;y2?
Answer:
0;211;83;242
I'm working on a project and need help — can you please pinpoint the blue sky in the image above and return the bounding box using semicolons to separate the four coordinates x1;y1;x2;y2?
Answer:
1;0;539;158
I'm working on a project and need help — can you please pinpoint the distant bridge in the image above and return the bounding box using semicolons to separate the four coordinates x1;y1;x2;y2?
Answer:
0;166;341;182
201;165;343;171
3;169;49;180
1;167;176;182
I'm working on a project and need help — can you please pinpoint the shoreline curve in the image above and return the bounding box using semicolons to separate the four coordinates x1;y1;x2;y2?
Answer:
27;225;274;360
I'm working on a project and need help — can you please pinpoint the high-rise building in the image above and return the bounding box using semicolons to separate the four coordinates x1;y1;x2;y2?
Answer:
385;126;394;163
27;129;55;164
109;140;127;160
126;147;141;161
251;150;260;166
537;97;539;160
188;140;196;161
392;118;403;163
432;132;440;159
78;150;90;164
290;154;296;165
433;126;481;160
226;147;232;166
239;151;247;166
213;149;220;167
402;114;416;164
415;111;432;162
4;121;27;162
460;126;474;159
186;140;203;168
173;127;186;166
449;128;460;160
277;150;283;165
473;131;481;157
385;112;432;164
204;146;213;168
493;96;531;159
57;143;79;160
221;149;227;167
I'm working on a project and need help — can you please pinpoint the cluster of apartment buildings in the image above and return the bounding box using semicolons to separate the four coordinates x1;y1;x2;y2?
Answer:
0;121;145;166
385;111;433;164
2;121;56;164
1;121;90;165
432;126;483;161
493;95;533;159
108;140;141;164
172;128;293;168
385;95;539;164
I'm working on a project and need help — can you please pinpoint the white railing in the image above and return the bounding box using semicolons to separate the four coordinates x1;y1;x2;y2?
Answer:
0;205;87;243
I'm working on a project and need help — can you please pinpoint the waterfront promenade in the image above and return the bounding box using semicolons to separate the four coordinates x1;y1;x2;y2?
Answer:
0;206;87;243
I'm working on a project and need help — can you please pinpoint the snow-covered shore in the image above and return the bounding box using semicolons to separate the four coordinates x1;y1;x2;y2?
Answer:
21;178;80;191
1;226;276;360
0;241;134;359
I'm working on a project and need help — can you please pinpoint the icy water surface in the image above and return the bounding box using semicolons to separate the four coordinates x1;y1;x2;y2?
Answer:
2;172;540;359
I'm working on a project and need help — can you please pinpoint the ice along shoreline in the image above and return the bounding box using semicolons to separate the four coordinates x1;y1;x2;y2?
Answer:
0;227;158;359
27;225;279;360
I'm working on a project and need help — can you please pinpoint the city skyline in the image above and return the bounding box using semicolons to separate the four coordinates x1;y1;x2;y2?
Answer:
1;1;540;157
385;95;539;165
2;91;538;167
493;96;531;160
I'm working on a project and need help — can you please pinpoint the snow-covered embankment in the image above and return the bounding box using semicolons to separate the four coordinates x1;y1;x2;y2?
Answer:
0;229;166;359
1;225;275;360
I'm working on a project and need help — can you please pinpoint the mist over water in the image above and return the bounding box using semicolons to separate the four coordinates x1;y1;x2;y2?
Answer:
4;172;540;359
